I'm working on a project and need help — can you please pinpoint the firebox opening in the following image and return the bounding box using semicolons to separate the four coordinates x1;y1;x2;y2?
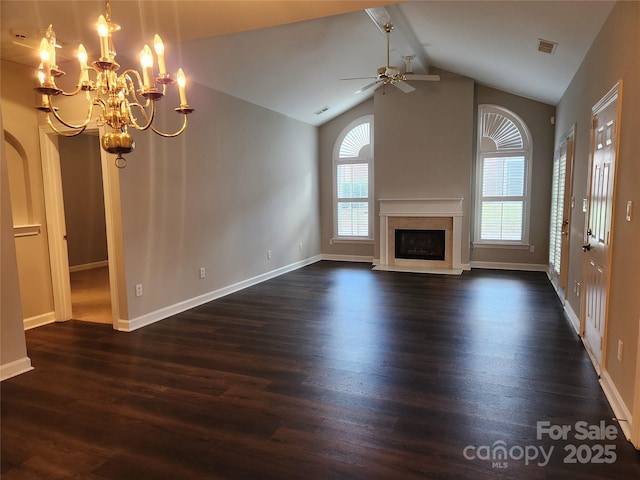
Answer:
394;229;445;261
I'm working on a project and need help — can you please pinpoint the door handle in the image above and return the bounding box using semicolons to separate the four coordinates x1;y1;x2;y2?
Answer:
582;244;591;252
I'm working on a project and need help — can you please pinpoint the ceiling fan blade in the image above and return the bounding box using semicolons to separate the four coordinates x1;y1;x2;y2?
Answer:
404;74;441;82
356;81;382;94
393;80;415;93
341;76;378;81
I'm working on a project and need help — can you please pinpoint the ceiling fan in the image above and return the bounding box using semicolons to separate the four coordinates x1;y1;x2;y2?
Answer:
343;23;439;94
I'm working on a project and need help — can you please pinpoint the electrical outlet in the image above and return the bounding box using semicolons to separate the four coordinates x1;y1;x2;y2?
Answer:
135;284;143;297
199;267;206;279
267;250;272;260
618;340;623;361
529;245;535;253
298;242;303;251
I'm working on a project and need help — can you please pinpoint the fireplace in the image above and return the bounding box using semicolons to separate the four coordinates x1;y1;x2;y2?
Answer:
376;198;464;274
395;229;445;261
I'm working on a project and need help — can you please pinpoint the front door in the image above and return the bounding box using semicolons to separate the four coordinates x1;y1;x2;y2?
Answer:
583;83;621;368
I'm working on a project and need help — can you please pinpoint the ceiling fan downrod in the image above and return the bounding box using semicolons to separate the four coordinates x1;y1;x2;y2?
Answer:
384;23;393;70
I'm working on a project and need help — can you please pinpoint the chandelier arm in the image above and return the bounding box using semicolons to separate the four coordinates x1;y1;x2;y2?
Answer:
150;114;189;138
45;114;87;137
48;97;95;130
121;70;152;108
59;83;85;97
126;100;155;131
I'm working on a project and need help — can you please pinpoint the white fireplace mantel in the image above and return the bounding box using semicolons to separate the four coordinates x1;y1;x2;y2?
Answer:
376;198;464;275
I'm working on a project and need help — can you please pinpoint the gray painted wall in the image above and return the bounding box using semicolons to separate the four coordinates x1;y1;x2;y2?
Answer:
116;81;321;320
555;0;639;411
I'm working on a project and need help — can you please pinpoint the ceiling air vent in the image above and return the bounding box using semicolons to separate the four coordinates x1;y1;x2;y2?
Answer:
314;106;329;115
538;38;558;55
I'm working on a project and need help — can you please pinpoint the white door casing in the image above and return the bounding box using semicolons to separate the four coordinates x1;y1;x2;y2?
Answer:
39;123;123;329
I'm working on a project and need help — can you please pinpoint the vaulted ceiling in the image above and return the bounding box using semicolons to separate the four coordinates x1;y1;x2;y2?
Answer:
1;1;616;126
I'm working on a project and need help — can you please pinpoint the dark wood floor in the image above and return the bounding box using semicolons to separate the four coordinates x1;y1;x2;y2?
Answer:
2;261;639;479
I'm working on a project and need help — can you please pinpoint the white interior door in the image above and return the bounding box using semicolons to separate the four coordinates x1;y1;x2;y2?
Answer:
582;83;621;368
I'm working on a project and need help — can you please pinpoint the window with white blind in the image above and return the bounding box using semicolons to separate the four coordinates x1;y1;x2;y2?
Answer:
474;105;532;244
333;116;373;240
549;144;567;274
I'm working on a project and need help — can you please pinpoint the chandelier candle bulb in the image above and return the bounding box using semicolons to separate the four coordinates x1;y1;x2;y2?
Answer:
154;35;166;76
77;45;89;83
97;15;109;59
177;68;187;106
141;45;153;88
39;38;51;83
46;25;56;68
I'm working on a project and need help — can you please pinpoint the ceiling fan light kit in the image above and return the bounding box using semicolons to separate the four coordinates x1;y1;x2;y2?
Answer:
33;0;194;168
343;23;440;95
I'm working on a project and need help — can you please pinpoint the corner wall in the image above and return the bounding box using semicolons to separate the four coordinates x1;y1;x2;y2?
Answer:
0;103;32;381
471;85;556;268
1;60;55;325
319;99;375;261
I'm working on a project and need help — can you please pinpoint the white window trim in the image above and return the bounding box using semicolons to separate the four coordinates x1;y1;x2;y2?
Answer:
332;115;374;241
473;105;533;247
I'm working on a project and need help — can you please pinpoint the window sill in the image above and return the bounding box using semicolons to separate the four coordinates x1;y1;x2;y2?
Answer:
330;237;374;245
473;242;530;250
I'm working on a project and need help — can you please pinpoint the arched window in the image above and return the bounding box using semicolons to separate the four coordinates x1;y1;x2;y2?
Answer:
474;105;532;244
333;115;373;240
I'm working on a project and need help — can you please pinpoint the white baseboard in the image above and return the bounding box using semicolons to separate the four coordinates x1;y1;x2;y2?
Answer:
1;356;33;381
470;261;548;272
321;254;374;263
118;255;323;332
564;301;581;335
69;260;109;273
23;311;56;330
600;370;633;441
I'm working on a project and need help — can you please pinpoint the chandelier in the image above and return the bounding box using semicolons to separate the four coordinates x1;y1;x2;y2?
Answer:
34;1;194;168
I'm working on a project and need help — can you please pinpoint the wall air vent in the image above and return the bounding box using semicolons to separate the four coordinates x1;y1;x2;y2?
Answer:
538;38;557;55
